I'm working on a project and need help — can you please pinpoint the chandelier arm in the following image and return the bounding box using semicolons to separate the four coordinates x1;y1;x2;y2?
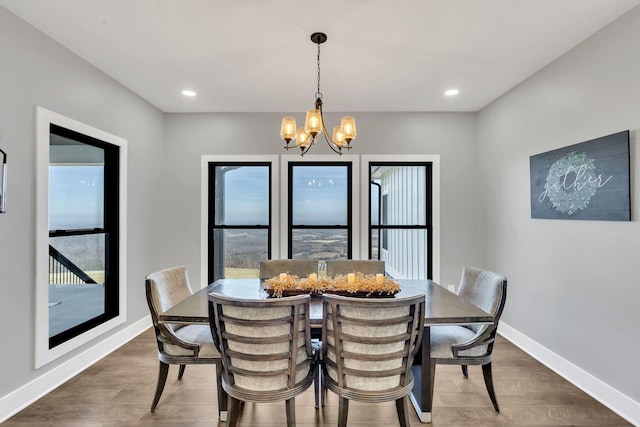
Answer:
300;141;313;156
316;97;343;155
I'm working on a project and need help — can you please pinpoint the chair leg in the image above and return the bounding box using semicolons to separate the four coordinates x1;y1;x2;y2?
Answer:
227;396;241;427
214;361;227;421
461;365;468;377
285;397;296;427
395;396;410;427
150;361;170;412
338;397;349;427
482;362;500;412
178;364;186;379
314;366;320;408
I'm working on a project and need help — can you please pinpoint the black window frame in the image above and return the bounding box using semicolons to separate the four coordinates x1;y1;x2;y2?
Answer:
368;161;433;279
48;124;120;349
208;162;272;283
287;161;353;259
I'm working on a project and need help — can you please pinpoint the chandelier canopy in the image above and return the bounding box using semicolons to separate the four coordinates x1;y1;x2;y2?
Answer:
280;32;356;156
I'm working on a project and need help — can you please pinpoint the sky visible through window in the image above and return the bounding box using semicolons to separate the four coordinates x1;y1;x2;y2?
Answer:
49;165;104;230
292;165;348;225
221;165;349;225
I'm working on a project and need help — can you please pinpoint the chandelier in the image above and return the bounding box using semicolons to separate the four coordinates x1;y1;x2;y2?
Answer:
280;32;356;156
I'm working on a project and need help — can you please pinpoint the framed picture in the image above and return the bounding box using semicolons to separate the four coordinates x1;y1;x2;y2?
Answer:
0;148;6;213
530;130;630;221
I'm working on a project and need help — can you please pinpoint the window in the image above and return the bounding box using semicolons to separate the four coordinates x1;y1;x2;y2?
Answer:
288;162;352;263
48;125;121;348
369;162;432;279
36;107;127;367
207;162;273;282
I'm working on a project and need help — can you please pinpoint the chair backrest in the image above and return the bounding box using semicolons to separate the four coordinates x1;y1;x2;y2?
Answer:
145;266;193;329
457;267;508;334
325;259;385;277
259;259;318;279
208;293;315;395
322;293;424;393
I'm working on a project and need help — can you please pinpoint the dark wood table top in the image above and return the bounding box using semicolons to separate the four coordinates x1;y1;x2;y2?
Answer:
159;278;493;327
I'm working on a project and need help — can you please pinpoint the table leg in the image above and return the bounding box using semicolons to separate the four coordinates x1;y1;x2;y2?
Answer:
409;326;433;423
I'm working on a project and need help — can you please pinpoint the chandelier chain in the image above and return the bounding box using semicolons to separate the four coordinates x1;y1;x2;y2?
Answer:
316;42;322;100
279;32;355;156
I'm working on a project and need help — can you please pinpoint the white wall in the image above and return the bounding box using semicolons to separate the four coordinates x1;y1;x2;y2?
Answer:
478;4;640;412
0;6;164;412
163;112;480;288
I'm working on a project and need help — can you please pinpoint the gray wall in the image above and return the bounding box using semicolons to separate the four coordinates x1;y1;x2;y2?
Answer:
3;0;639;419
163;111;481;288
0;8;164;397
477;7;640;402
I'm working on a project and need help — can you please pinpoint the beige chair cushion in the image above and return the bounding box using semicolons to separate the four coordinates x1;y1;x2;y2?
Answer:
325;304;409;391
164;324;221;359
217;303;312;391
259;260;318;279
325;260;384;277
430;325;490;359
147;266;192;313
458;267;505;334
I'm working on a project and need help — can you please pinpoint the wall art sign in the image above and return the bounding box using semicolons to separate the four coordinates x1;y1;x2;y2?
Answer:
530;130;630;221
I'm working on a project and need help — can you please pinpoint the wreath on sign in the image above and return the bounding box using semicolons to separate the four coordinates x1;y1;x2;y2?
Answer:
544;152;597;215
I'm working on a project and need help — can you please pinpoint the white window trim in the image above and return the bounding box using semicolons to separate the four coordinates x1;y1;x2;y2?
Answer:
200;155;280;288
280;154;360;259
35;107;128;368
360;155;440;283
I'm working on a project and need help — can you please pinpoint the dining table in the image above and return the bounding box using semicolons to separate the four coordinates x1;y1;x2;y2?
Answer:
158;277;493;423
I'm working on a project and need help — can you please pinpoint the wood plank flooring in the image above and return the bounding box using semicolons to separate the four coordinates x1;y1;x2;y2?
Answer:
4;329;631;426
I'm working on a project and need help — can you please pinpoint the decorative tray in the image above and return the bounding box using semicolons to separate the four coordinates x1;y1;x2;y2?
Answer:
262;273;400;298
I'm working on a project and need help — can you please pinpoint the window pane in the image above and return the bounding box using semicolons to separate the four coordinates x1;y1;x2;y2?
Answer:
291;229;348;262
292;166;348;225
213;229;268;278
370;228;380;260
214;166;269;225
49;234;106;337
50;165;104;230
371;165;426;226
380;229;428;280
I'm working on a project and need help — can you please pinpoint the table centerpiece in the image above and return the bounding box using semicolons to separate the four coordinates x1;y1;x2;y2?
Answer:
262;272;400;298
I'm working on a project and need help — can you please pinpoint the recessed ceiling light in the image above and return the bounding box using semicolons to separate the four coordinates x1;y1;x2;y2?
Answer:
182;90;196;97
445;89;459;96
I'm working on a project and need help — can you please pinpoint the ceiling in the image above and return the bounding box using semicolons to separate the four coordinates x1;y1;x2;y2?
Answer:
2;0;639;113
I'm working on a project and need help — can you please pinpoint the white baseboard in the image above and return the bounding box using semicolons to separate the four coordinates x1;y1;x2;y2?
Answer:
499;322;640;426
0;316;151;423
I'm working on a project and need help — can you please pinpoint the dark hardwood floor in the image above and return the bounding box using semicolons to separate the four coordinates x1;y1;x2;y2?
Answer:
3;329;631;426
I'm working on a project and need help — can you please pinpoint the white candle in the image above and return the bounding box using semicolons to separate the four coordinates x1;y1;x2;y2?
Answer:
347;273;355;283
309;273;317;281
279;273;287;281
376;273;384;284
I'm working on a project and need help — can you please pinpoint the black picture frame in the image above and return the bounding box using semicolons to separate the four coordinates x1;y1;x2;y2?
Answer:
530;131;630;221
0;148;6;214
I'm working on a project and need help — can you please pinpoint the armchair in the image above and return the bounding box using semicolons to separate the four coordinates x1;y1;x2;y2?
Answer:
429;266;508;412
145;266;225;417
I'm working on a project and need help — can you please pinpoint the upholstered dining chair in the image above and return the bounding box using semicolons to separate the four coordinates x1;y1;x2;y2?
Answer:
145;266;225;418
322;293;425;427
429;266;508;412
259;259;318;279
208;293;318;427
325;259;385;277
